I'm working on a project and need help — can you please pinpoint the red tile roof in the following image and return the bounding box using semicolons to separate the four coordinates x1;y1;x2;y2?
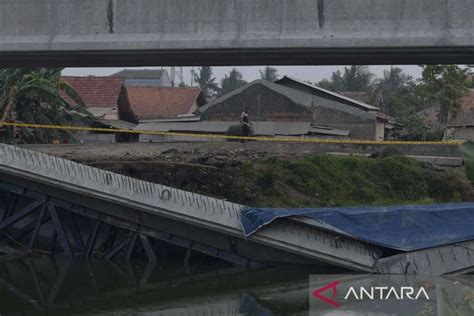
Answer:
460;89;474;112
449;90;474;127
419;90;474;127
127;87;204;120
61;76;125;108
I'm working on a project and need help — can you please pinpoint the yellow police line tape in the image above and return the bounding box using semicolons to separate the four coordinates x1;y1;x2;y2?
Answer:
0;121;463;146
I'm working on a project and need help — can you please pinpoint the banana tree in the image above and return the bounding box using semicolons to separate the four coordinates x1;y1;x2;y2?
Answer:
0;68;92;143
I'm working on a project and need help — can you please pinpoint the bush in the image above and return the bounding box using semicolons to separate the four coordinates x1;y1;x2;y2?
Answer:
257;170;275;193
424;170;470;202
378;147;404;158
214;153;473;207
280;154;429;206
378;156;427;201
226;125;253;140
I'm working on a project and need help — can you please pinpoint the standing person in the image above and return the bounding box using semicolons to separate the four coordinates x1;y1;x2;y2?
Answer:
240;106;252;142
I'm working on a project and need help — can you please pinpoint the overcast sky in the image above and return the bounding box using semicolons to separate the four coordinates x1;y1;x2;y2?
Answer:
63;65;423;86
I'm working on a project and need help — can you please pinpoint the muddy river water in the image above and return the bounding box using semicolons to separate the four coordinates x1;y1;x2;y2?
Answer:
0;256;472;315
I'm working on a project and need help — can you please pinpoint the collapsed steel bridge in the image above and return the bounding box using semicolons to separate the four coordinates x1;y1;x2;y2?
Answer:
0;144;473;275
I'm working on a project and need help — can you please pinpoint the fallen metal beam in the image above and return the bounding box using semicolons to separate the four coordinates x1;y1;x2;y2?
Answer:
0;199;45;231
27;204;47;253
2;192;18;221
0;181;261;266
48;204;72;257
104;233;130;260
84;219;101;257
0;165;375;269
8;212;51;242
139;234;157;263
67;212;85;252
48;231;58;252
125;232;138;261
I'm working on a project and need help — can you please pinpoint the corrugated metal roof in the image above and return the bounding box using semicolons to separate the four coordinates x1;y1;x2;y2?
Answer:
88;107;115;118
140;116;201;123
339;91;371;104
199;79;378;120
135;121;311;136
98;120;137;130
257;121;311;136
275;76;380;111
309;126;350;137
199;80;310;114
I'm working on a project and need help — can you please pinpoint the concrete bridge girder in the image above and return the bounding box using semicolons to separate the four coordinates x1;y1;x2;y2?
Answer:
0;0;473;66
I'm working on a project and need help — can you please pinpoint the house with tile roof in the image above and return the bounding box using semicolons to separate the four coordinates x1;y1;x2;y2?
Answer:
418;89;474;140
128;86;208;142
62;76;137;124
128;86;206;121
62;76;138;142
447;89;474;140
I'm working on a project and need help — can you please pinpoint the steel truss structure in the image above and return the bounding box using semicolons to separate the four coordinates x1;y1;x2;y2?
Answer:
0;180;262;267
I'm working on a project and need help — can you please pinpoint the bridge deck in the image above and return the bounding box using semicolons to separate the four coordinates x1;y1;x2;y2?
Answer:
0;144;472;275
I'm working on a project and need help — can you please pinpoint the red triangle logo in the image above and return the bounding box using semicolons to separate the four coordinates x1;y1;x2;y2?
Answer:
312;280;341;308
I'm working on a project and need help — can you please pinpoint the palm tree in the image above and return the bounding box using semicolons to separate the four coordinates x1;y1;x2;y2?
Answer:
318;66;374;92
260;66;279;81
219;68;247;96
0;68;91;143
369;67;412;112
340;66;374;91
193;66;220;99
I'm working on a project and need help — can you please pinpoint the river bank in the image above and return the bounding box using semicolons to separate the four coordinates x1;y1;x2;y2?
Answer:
23;143;474;207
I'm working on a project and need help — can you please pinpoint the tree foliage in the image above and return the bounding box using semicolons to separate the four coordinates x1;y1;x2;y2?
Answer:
369;67;424;117
310;64;473;140
192;66;220;99
418;65;470;126
219;68;247;96
259;66;279;81
0;68;92;144
318;66;375;92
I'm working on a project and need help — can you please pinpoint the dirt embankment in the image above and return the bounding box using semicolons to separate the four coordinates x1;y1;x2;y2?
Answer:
37;144;474;208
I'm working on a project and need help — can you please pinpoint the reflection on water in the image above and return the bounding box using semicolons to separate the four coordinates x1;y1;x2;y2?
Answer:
0;256;471;316
0;256;316;315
